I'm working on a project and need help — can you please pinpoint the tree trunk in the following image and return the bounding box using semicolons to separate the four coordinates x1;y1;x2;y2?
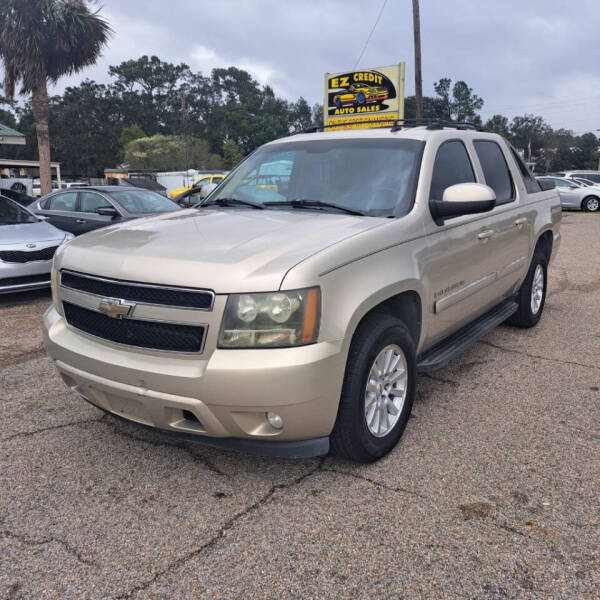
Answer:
32;78;52;196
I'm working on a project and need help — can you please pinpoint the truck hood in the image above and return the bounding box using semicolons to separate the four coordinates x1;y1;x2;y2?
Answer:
56;208;385;292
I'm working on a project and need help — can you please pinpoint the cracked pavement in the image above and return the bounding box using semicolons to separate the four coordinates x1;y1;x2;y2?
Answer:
1;212;599;599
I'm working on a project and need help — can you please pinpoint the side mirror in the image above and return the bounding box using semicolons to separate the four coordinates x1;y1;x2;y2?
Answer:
537;179;555;191
200;182;218;199
430;183;496;225
96;206;119;217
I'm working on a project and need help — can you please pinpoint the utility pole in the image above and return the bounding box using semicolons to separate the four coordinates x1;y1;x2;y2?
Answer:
412;0;423;123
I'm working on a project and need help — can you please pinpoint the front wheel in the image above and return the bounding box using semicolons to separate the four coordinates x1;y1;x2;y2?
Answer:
582;196;600;212
505;250;547;328
331;313;416;462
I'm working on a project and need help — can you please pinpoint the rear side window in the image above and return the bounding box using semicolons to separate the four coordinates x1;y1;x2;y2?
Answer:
473;141;514;205
48;192;78;211
508;146;541;193
79;191;112;213
430;141;475;200
580;173;600;183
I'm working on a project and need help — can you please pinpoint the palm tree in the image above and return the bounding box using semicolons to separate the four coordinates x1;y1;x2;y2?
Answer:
0;0;111;195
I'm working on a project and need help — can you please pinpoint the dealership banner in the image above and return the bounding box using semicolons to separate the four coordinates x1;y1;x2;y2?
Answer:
323;63;405;130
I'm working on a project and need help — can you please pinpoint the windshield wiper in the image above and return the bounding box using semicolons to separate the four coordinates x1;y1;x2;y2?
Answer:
271;199;366;216
203;197;265;209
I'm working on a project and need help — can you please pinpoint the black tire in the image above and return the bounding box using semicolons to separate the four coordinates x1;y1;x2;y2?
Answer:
335;97;342;109
505;249;547;328
331;312;416;463
582;196;600;212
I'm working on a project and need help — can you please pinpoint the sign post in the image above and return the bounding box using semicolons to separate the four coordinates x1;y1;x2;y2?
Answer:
323;63;405;130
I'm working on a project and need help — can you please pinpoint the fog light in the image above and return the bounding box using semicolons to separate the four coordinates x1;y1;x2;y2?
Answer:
266;411;283;430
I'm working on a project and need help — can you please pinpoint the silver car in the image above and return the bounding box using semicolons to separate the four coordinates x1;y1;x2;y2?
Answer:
537;176;600;212
0;196;73;294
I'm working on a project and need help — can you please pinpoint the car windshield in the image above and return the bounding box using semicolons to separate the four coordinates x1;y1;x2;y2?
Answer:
208;138;424;217
107;190;181;214
0;197;38;225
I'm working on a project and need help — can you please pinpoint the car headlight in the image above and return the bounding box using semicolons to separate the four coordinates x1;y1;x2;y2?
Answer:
218;287;320;348
61;233;74;244
50;266;61;314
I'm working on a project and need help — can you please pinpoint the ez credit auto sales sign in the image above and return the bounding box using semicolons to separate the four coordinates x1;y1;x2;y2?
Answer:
323;63;405;130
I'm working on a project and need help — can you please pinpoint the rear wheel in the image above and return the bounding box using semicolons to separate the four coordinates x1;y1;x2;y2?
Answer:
331;313;416;462
506;249;547;328
582;196;599;212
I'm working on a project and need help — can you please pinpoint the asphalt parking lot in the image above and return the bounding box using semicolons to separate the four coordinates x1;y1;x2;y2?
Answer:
1;211;598;600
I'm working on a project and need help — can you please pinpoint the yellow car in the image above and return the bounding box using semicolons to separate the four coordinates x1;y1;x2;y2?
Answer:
170;173;226;199
333;84;389;109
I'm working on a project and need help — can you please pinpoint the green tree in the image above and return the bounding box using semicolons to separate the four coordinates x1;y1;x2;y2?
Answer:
0;0;111;195
433;78;483;124
510;114;551;160
118;124;146;158
222;139;244;169
485;114;511;137
573;132;599;169
124;134;222;171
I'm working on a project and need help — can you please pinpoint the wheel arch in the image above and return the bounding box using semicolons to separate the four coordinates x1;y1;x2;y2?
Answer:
535;228;554;261
581;195;600;211
346;290;423;353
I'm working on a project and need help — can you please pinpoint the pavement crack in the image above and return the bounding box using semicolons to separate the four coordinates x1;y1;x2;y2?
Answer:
98;417;226;476
1;416;105;443
0;346;46;368
322;467;428;500
114;458;325;599
420;373;460;387
1;528;99;567
477;340;600;371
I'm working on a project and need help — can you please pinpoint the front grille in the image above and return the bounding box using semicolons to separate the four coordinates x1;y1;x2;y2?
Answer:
0;273;50;287
60;271;213;309
63;302;205;352
0;246;58;263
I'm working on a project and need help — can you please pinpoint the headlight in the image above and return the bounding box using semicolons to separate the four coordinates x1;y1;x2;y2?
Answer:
218;287;320;348
61;233;74;244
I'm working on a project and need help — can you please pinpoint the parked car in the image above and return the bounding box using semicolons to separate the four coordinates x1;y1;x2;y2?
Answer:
536;176;600;212
43;123;560;462
169;173;227;199
0;195;73;294
557;170;600;185
29;186;181;235
333;83;389;108
0;187;36;206
173;183;219;207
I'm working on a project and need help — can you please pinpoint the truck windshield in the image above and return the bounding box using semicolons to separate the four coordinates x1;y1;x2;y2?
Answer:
208;138;424;217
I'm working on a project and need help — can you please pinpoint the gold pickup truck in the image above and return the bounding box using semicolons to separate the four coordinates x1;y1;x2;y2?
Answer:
43;123;561;462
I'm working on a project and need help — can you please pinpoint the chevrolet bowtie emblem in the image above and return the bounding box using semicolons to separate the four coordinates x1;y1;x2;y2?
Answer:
98;297;135;319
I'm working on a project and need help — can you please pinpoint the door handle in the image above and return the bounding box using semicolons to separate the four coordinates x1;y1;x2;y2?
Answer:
514;217;527;228
76;219;86;224
477;229;494;241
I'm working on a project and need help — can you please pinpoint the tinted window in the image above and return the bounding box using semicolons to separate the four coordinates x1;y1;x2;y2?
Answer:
0;198;38;224
79;191;112;213
48;192;78;211
108;190;181;214
430;141;475;200
508;146;541;193
474;141;513;204
580;173;600;183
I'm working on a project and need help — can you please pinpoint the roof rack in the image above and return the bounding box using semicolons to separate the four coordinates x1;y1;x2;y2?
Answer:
302;118;483;134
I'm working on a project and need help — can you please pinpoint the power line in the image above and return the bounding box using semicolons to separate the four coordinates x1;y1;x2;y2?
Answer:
353;0;389;70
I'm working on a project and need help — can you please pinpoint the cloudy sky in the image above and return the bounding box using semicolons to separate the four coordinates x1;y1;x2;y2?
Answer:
53;0;599;133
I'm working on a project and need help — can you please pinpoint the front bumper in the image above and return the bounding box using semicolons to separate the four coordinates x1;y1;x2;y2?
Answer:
43;307;346;456
0;259;52;294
